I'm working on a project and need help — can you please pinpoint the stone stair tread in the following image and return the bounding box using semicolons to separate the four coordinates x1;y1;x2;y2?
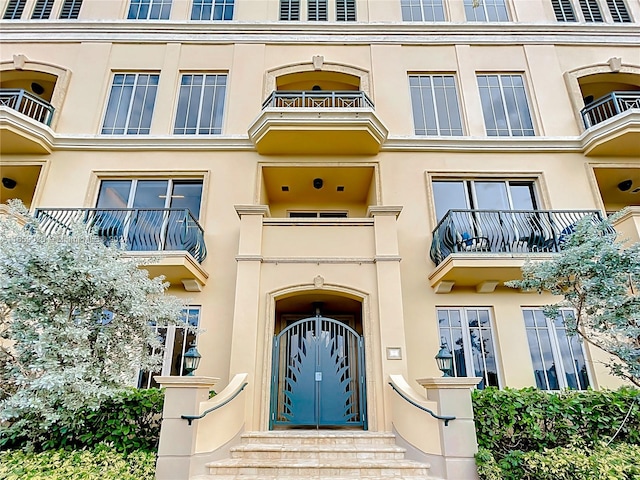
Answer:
206;458;430;468
194;476;440;480
231;443;406;452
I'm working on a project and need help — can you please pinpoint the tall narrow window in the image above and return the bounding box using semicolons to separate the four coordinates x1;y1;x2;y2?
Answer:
551;0;576;21
438;307;500;389
523;309;590;390
31;0;54;19
579;0;603;21
401;0;445;21
308;0;328;20
464;0;509;21
127;0;172;19
279;0;300;20
477;74;535;136
174;74;227;135
191;0;234;20
336;0;356;21
138;307;201;389
59;0;82;18
607;0;631;22
3;0;26;19
409;75;463;136
102;73;159;135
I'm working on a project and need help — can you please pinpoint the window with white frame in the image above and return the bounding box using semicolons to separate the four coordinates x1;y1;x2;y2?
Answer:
523;308;591;390
551;0;577;21
31;0;54;19
59;0;82;18
578;0;603;21
606;0;631;22
401;0;445;21
280;0;300;20
127;0;171;19
174;73;227;135
308;0;328;20
138;307;200;389
409;75;463;136
3;0;26;19
477;74;535;136
464;0;509;21
191;0;234;20
102;73;159;135
336;0;355;21
437;307;500;389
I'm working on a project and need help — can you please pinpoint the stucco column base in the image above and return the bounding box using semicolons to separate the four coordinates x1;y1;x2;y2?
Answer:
418;377;482;480
155;376;219;480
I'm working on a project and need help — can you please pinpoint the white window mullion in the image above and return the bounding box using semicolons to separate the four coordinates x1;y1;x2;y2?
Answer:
161;326;176;376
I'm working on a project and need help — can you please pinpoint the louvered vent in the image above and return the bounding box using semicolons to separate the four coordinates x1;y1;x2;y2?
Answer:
607;0;632;22
280;0;300;20
336;0;356;21
3;0;26;19
579;0;603;21
59;0;82;18
551;0;576;21
31;0;54;19
308;0;328;21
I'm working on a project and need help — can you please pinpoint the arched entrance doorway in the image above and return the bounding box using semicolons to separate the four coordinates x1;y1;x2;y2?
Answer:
270;293;367;429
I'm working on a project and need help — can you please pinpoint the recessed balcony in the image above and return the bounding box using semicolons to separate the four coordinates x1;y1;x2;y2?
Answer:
248;91;388;155
34;208;208;291
0;89;55;154
581;91;640;156
428;209;604;293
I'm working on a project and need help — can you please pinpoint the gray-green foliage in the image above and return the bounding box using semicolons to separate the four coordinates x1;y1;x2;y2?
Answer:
0;201;185;445
507;214;640;387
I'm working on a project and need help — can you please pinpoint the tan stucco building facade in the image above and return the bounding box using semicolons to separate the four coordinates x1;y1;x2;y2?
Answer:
2;0;640;478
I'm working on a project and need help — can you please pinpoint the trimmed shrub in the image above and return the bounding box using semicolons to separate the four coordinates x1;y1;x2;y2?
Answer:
0;447;156;480
0;388;164;453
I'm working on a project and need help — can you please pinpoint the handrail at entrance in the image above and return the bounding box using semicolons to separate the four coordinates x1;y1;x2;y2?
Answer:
388;382;455;426
181;382;248;426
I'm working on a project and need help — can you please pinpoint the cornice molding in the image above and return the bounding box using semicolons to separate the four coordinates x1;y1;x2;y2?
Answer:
1;21;639;46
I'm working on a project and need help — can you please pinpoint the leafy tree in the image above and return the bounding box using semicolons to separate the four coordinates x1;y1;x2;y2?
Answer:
507;214;640;387
0;201;185;447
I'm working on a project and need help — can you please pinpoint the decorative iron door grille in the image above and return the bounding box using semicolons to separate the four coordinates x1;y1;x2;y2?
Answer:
270;314;366;428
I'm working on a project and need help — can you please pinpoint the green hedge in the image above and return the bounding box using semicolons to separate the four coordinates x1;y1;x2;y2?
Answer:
472;387;640;456
476;443;640;480
0;388;164;453
0;447;156;480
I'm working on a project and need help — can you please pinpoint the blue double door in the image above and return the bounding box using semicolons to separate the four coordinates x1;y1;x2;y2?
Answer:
270;314;366;429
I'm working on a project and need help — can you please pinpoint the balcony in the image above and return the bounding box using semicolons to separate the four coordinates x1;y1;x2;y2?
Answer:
581;91;640;156
429;209;603;293
34;208;208;291
0;89;55;154
248;91;388;155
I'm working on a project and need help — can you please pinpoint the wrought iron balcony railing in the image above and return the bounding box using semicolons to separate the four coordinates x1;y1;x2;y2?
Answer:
0;88;55;126
581;91;640;129
430;209;605;266
34;208;207;263
262;90;374;109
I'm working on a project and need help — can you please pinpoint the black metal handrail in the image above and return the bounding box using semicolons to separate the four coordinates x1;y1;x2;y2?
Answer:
34;207;207;263
430;209;604;266
181;382;249;426
388;382;455;426
0;88;54;126
262;90;374;109
581;91;640;128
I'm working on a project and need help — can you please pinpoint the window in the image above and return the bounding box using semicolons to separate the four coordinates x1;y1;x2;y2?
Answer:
464;0;509;21
102;73;159;135
308;0;328;20
3;0;26;19
401;0;445;21
336;0;355;21
437;307;500;389
409;75;463;136
59;0;82;18
579;0;603;21
138;307;200;388
31;0;54;19
551;0;576;21
174;74;227;135
127;0;172;19
280;0;300;20
523;308;590;390
191;0;234;20
607;0;631;22
477;74;535;136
